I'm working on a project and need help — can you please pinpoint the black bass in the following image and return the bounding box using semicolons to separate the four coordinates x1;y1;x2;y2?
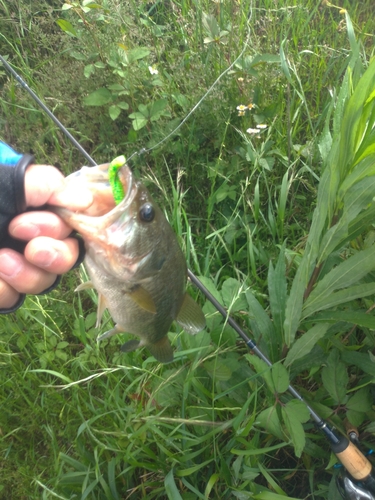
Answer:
54;162;205;363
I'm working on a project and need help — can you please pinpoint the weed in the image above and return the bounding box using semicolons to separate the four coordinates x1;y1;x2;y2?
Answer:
1;1;375;498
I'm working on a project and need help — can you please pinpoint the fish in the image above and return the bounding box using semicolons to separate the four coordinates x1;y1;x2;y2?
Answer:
53;162;206;363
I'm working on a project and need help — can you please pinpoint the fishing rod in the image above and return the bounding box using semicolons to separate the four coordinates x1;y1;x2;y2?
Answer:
1;55;374;499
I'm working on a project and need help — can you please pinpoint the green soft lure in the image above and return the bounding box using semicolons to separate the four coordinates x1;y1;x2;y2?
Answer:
108;155;126;204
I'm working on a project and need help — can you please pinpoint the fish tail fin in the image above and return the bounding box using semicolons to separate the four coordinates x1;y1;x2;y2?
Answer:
148;336;174;364
176;293;206;335
121;339;142;353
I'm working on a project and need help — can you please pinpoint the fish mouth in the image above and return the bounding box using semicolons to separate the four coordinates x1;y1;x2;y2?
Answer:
64;162;136;217
100;163;137;222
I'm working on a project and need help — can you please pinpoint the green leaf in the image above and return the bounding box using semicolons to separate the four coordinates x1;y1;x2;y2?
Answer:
283;166;332;345
251;53;281;66
284;323;330;367
279;40;293;85
202;12;220;38
84;64;95;78
312;310;375;329
303;282;375;319
221;278;247;312
319;242;375;294
284;400;310;423
344;204;375;246
258;462;287;496
346;388;372;413
126;47;150;64
346;409;366;427
108;84;126;91
283;257;309;347
149;99;168;120
246;355;274;393
164;469;183;500
231;441;289;456
83;88;112;106
175;459;213;476
338;156;375;199
117;101;129;110
318;177;375;261
57;341;69;349
82;1;102;8
109;105;121;120
303;245;375;318
56;19;78;37
321;349;348;404
257;406;285;441
129;113;148;130
341;351;375;377
203;360;232;382
271;362;289;394
281;405;305;457
246;291;277;361
254;493;300;500
268;245;287;342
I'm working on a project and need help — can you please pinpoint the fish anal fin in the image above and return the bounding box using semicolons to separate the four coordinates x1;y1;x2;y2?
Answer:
75;280;94;292
176;293;206;335
148;336;174;364
128;286;156;314
121;339;141;353
96;293;108;328
97;324;122;341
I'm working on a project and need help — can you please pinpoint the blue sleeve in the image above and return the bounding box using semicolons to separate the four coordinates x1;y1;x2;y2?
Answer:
0;141;23;165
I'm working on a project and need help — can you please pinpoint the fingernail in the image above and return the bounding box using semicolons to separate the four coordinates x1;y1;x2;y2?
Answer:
0;253;21;277
11;222;40;239
31;248;58;268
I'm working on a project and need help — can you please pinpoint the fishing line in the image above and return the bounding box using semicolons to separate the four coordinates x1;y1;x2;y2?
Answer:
1;10;252;166
0;55;97;167
127;15;253;162
1;15;375;497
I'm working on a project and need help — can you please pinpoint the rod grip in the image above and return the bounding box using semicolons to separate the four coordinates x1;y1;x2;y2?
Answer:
332;437;372;480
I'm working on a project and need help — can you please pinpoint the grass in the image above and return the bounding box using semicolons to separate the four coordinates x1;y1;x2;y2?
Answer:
1;0;375;498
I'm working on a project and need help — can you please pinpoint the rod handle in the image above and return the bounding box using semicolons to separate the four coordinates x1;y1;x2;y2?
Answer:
332;437;372;480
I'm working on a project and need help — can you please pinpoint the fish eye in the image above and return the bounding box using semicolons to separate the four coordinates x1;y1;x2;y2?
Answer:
139;203;155;222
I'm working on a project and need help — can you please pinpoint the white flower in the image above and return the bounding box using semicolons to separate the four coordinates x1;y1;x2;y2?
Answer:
246;128;259;134
148;66;158;75
256;124;267;129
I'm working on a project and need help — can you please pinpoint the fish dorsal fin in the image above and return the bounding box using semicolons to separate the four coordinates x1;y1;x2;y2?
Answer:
75;280;94;292
147;336;174;364
128;286;157;314
96;293;108;327
176;293;206;335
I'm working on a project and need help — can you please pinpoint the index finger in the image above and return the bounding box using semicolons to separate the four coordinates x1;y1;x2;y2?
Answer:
25;164;93;210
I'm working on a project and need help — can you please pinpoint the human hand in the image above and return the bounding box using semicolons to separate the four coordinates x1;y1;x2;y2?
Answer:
0;164;93;311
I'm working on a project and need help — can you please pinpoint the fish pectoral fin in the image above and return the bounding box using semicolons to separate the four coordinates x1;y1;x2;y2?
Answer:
75;280;94;292
176;293;206;335
96;324;122;341
128;285;157;314
147;336;174;364
96;293;108;328
120;339;141;353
